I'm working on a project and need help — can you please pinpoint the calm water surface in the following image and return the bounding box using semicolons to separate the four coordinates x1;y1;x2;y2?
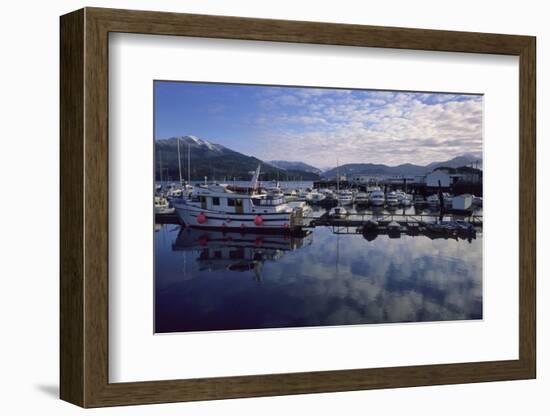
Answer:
155;212;482;333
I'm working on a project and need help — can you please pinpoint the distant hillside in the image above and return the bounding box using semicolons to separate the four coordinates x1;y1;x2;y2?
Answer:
425;154;482;171
322;162;427;178
268;160;323;175
155;136;321;182
322;154;481;178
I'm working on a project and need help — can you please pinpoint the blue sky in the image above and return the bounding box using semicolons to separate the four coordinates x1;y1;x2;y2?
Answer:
154;81;482;168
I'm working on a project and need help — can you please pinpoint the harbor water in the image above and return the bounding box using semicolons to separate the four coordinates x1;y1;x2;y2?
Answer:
155;207;482;333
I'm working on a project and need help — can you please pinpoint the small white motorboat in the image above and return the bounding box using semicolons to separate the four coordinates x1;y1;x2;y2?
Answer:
337;190;354;206
369;190;385;206
354;191;369;205
386;191;399;206
306;190;326;204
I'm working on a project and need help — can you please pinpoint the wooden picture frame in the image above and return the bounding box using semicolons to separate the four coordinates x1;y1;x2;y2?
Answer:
60;7;536;408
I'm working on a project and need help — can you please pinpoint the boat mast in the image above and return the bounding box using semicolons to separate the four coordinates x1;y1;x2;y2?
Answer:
336;159;340;207
177;138;183;185
187;142;191;184
336;159;340;193
159;150;163;183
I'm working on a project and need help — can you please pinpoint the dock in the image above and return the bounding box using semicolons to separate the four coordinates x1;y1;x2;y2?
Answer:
305;212;482;228
157;210;482;240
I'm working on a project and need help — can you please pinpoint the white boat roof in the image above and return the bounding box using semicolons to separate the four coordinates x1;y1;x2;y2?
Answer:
194;183;269;198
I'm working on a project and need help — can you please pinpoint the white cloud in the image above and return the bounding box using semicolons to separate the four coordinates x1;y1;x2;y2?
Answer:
252;89;482;167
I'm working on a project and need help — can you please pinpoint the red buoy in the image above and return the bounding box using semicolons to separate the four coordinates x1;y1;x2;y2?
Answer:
197;212;207;224
254;215;264;226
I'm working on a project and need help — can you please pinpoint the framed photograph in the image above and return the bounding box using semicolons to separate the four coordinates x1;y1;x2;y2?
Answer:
60;7;536;407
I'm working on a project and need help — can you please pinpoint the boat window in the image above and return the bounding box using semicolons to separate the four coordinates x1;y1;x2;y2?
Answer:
212;197;220;206
228;198;235;207
235;199;243;207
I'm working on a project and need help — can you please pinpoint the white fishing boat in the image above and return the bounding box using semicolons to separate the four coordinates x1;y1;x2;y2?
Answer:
369;189;385;206
173;165;305;232
386;191;399;206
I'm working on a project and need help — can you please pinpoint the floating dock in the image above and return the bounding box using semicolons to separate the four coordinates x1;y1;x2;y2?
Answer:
305;212;482;228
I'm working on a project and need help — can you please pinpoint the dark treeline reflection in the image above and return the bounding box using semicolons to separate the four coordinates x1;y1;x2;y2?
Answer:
155;225;482;333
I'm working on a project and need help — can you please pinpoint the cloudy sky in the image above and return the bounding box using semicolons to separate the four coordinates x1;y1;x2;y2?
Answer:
154;81;483;168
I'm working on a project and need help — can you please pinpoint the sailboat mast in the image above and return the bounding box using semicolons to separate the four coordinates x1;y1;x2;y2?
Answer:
336;159;340;193
159;150;163;183
187;142;191;184
177;138;182;185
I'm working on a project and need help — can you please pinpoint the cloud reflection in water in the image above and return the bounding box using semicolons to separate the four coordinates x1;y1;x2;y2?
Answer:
155;226;482;333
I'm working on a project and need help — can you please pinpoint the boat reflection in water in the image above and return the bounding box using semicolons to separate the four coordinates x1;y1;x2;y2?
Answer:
155;222;482;334
171;227;312;278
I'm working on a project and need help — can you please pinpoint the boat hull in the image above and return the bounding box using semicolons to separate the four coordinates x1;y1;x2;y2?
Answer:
174;202;298;233
369;198;385;206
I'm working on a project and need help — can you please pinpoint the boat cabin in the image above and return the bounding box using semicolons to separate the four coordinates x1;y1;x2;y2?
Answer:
190;185;287;214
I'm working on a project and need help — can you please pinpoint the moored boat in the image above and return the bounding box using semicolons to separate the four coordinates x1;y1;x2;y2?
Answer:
173;166;306;233
354;191;369;205
337;190;354;206
305;189;326;204
369;189;385;206
386;191;399;206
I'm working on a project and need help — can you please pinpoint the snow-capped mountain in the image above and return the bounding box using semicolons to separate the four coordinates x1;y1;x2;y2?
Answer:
154;136;321;181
